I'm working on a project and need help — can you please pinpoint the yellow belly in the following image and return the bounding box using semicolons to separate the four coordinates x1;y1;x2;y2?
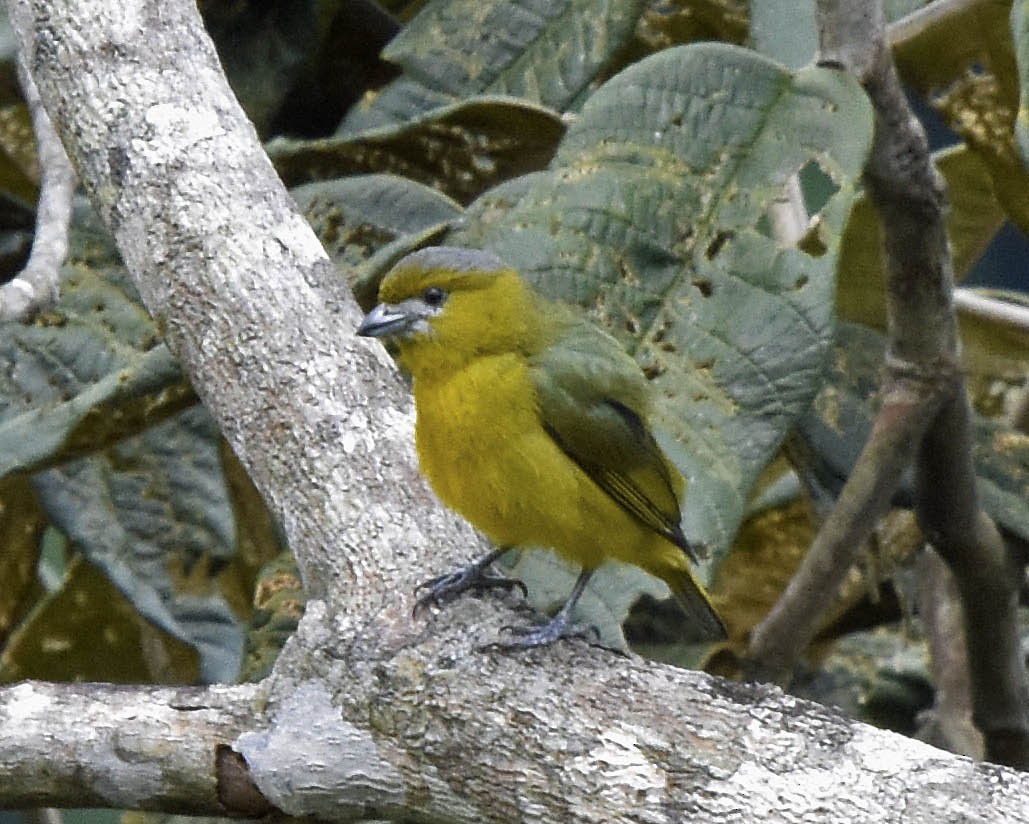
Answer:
413;354;684;575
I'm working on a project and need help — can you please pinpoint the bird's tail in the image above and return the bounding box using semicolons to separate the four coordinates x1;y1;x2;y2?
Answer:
659;564;727;642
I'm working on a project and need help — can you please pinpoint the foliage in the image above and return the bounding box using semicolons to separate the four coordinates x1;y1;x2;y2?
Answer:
0;0;1025;749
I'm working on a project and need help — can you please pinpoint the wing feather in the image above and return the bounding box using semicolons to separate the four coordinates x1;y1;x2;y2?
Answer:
529;319;698;561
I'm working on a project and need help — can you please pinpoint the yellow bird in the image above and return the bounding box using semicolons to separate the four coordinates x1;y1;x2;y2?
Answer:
358;247;725;647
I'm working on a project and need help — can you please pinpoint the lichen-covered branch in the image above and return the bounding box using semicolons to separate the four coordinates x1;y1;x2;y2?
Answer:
5;0;1029;819
7;0;483;621
5;647;1029;821
0;681;262;813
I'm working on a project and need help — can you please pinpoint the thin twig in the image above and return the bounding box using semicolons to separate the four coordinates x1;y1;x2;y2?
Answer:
914;546;983;758
769;174;809;246
0;49;75;322
747;389;939;678
954;288;1029;333
887;0;995;49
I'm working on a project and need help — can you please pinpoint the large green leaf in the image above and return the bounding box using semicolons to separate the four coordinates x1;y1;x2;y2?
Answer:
292;173;461;306
449;43;873;562
270;96;565;204
0;202;195;476
750;0;924;69
340;0;644;135
750;0;816;69
31;406;243;683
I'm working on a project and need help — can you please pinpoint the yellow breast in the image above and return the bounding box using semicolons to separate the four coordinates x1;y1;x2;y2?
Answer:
412;353;680;574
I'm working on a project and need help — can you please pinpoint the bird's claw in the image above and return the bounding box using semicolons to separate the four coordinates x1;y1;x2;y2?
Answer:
413;564;526;616
480;615;599;651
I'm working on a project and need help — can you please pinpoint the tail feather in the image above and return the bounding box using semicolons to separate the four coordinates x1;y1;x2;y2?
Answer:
661;565;727;642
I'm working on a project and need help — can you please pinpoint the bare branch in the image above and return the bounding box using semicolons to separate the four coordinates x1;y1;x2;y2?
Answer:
887;0;995;48
747;390;936;677
0;681;261;813
747;0;1029;768
6;0;483;621
954;288;1029;333
0;50;74;321
915;548;983;758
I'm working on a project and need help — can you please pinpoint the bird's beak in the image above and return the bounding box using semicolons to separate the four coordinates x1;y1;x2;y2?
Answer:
357;303;412;339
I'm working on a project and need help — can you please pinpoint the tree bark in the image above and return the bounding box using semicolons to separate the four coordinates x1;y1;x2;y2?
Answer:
3;0;1029;821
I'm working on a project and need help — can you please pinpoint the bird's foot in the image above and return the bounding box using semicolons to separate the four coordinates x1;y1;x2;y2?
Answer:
413;551;526;615
481;613;599;651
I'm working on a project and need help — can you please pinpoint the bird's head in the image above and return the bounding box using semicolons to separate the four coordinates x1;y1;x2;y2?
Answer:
357;247;551;377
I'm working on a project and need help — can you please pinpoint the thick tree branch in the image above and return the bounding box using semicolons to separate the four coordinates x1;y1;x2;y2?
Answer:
5;652;1029;820
5;0;1029;819
0;681;262;813
7;0;482;620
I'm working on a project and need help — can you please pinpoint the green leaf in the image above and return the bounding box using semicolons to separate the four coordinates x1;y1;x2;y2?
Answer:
0;554;200;684
450;43;873;563
269;96;565;204
750;0;816;69
293;173;461;305
0;199;195;476
31;406;243;683
340;0;644;134
0;268;194;478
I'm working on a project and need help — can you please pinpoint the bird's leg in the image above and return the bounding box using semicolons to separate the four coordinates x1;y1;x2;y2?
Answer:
413;547;526;615
487;568;598;650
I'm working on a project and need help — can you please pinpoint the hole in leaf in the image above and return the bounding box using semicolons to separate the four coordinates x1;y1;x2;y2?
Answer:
642;361;665;380
800;159;839;215
816;58;846;71
704;230;734;260
798;219;828;258
692;277;713;298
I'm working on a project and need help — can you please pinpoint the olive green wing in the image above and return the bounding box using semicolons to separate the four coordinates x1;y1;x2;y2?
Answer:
529;320;698;562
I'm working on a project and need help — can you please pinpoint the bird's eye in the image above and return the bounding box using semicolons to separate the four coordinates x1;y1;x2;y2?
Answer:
422;287;446;308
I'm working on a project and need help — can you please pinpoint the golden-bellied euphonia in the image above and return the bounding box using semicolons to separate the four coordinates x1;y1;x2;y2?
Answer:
358;247;726;647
